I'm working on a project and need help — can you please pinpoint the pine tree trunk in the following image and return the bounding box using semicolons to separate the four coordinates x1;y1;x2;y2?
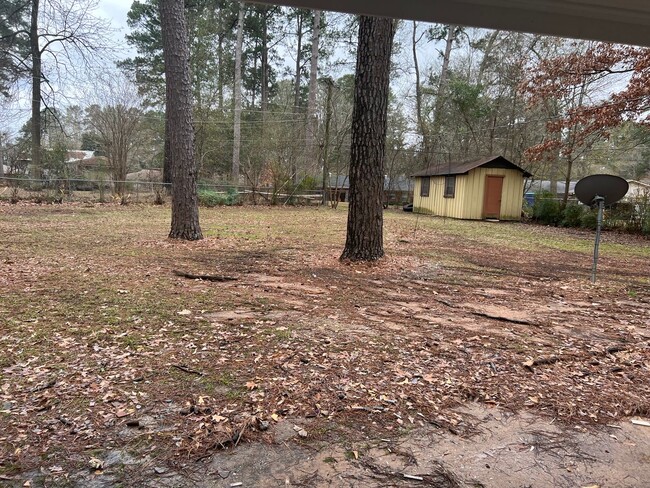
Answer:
431;25;456;142
261;13;269;114
321;78;333;206
160;0;202;240
217;34;224;111
412;21;429;163
340;16;395;262
305;10;320;169
293;14;303;112
30;0;42;182
232;2;244;184
291;13;303;185
0;133;5;179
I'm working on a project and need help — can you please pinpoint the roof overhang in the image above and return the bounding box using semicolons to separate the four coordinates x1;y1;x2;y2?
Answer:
411;156;533;178
251;0;650;47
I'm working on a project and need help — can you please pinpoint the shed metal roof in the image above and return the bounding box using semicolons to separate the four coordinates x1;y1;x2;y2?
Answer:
411;155;532;178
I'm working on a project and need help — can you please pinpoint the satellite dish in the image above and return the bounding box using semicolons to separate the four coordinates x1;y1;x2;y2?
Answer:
574;174;629;283
575;174;628;206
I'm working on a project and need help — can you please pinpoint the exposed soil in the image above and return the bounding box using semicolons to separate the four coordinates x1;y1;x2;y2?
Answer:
0;203;649;486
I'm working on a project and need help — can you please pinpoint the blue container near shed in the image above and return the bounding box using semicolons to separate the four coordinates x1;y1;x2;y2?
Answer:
524;192;535;206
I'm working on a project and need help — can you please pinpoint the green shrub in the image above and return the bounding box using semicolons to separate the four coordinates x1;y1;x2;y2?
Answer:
604;202;635;230
580;209;598;230
298;176;318;191
643;217;650;235
198;188;240;207
532;191;562;225
561;202;585;227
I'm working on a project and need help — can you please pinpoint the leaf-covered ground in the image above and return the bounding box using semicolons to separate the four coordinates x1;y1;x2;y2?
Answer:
1;203;649;485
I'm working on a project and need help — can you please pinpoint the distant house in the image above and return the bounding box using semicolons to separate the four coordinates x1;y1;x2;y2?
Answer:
66;150;108;173
326;174;414;204
626;179;650;199
384;175;414;205
411;155;532;221
526;180;578;196
327;175;350;202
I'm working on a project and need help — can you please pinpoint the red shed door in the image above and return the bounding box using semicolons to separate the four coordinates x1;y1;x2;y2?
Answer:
483;175;504;219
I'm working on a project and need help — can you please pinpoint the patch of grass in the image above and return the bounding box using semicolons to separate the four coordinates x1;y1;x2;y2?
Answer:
271;327;293;340
117;334;143;349
225;389;245;401
344;450;357;461
0;463;21;476
216;372;234;386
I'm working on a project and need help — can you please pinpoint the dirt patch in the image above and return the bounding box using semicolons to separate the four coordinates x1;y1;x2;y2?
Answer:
19;405;649;487
1;205;649;486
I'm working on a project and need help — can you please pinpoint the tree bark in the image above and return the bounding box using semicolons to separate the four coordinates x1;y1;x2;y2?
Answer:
431;24;456;142
321;77;333;205
340;16;395;262
232;2;244;184
30;0;41;181
0;133;5;179
291;11;304;185
305;10;320;168
160;0;202;240
411;21;429;163
293;12;303;112
477;30;499;85
217;33;224;110
261;10;269;114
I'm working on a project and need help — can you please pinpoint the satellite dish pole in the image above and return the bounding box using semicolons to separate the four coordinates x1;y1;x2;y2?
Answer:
591;195;605;283
574;174;629;284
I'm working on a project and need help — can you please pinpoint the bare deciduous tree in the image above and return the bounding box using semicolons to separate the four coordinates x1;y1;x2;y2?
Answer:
85;73;145;196
3;0;112;179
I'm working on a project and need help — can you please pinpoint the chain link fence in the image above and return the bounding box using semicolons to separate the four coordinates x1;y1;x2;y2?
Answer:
0;176;324;206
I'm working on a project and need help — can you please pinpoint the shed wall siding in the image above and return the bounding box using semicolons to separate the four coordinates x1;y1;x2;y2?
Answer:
414;167;524;220
463;168;525;220
414;176;467;218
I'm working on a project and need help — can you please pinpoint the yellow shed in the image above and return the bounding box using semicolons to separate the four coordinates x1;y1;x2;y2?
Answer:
411;156;532;221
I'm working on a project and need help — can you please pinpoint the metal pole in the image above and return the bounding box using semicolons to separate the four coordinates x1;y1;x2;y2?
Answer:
591;196;604;283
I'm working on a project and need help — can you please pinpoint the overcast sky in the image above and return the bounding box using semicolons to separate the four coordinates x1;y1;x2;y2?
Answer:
98;0;132;32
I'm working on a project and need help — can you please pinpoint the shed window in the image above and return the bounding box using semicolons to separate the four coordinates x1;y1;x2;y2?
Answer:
420;176;430;197
444;176;456;198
